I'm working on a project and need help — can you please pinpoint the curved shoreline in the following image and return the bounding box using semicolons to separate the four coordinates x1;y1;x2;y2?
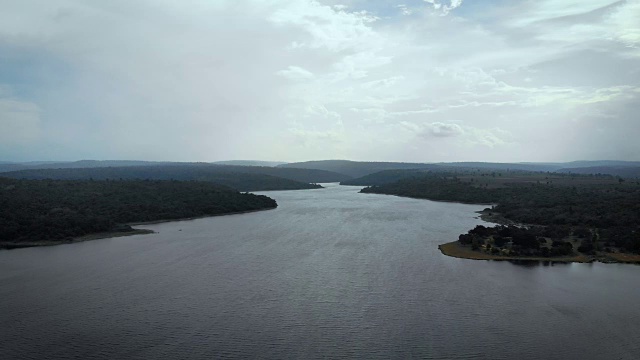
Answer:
438;241;591;263
128;206;277;226
360;190;496;206
438;241;640;264
356;189;640;265
0;206;277;250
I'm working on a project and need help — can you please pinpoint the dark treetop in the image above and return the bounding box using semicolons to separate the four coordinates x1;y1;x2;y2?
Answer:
0;164;329;192
360;171;640;254
0;178;277;245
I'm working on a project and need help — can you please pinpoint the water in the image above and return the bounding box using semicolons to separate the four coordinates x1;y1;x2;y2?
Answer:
1;183;639;359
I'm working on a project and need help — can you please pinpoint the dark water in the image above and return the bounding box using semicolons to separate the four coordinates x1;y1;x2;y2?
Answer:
1;184;639;359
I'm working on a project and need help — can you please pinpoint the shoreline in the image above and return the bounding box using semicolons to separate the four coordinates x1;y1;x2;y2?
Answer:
359;190;496;206
438;241;640;264
0;206;277;250
358;190;640;265
475;209;515;226
0;229;156;250
128;206;277;226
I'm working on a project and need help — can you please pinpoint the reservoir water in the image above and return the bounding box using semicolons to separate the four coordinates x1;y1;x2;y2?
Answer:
1;183;639;359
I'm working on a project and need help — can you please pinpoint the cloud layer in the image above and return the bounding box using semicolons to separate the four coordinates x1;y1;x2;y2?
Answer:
0;0;638;162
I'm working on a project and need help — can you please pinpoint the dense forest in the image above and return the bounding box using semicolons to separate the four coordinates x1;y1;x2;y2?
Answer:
279;160;440;178
0;162;350;184
285;159;640;179
361;172;640;254
1;165;329;192
0;178;277;247
340;169;431;186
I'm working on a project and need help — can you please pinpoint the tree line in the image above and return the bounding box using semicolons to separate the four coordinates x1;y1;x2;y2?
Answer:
361;173;640;253
0;165;325;192
0;178;277;246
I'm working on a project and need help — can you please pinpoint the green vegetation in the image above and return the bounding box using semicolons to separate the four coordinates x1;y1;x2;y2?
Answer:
340;169;430;186
1;165;329;192
279;160;439;178
0;162;350;184
360;171;640;259
283;159;640;179
0;178;277;248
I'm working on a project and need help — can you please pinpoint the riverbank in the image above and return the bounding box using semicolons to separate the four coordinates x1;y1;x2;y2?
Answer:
0;229;156;249
0;206;277;250
475;209;515;226
438;241;640;264
128;206;277;226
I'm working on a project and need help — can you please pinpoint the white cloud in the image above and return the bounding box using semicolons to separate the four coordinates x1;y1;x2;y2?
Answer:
269;1;381;52
464;127;513;148
426;122;464;137
277;66;315;81
424;0;464;15
0;0;638;162
396;4;414;16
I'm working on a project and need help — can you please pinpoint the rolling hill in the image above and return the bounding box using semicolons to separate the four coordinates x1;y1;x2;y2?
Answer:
0;165;329;192
278;160;438;178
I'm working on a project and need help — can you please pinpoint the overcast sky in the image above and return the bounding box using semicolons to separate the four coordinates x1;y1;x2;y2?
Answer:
1;0;639;163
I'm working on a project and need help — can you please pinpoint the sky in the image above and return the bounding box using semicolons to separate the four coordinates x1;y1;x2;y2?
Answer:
0;0;639;163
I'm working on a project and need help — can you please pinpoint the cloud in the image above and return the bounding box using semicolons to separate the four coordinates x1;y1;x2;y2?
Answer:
464;127;513;148
0;0;638;162
277;66;315;81
396;4;414;16
426;122;464;137
424;0;464;15
269;1;381;52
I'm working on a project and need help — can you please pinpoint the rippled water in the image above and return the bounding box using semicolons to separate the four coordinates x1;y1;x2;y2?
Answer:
1;183;639;359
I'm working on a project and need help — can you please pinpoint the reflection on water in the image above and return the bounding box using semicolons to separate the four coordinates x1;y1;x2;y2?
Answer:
506;260;572;267
1;183;639;360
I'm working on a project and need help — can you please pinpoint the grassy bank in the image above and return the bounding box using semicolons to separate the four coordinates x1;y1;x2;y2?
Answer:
438;241;640;264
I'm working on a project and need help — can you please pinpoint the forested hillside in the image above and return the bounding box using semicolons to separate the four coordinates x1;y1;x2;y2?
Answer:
557;166;640;178
1;165;327;192
0;178;277;247
361;173;640;254
206;164;350;183
279;160;438;178
281;160;640;179
340;169;431;186
0;160;171;173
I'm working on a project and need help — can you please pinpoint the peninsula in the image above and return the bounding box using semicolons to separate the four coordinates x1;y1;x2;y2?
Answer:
356;170;640;264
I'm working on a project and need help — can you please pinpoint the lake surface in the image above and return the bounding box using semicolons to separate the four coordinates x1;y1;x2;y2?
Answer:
1;183;639;359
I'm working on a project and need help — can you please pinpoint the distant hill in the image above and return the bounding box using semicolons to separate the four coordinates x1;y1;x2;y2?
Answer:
0;160;170;173
437;161;640;175
558;166;640;178
280;159;576;178
437;162;562;172
341;169;434;186
0;164;25;172
341;166;534;187
561;160;640;168
344;163;640;187
212;160;287;167
0;160;347;183
1;165;327;192
0;159;288;171
279;160;439;178
4;159;638;179
205;164;350;183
